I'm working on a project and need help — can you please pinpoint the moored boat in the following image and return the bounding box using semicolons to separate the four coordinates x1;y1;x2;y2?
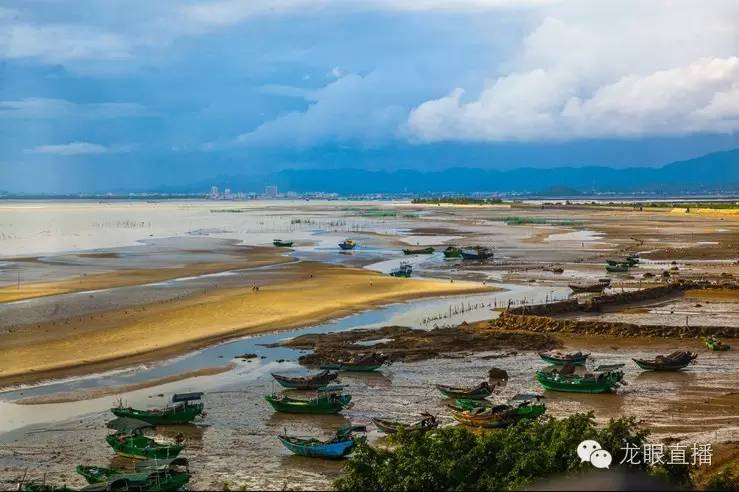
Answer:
76;458;190;490
111;392;205;425
535;365;624;394
339;239;357;250
435;381;493;400
278;425;365;458
105;418;184;460
568;280;609;293
633;351;697;371
273;239;293;247
265;386;352;414
460;246;494;261
606;263;630;273
402;246;434;255
705;336;731;351
389;262;413;277
371;413;438;434
538;351;590;366
443;246;462;258
271;370;338;390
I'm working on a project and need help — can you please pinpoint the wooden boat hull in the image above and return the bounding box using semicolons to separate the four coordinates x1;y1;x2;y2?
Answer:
568;284;606;293
111;403;203;425
436;384;492;400
538;352;588;366
265;394;352;414
535;371;621;394
273;241;293;247
105;434;183;460
271;371;338;390
450;409;509;428
633;358;691;371
460;249;494;260
278;436;355;458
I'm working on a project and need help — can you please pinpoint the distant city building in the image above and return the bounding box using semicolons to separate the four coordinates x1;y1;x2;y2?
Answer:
209;186;219;199
264;185;278;198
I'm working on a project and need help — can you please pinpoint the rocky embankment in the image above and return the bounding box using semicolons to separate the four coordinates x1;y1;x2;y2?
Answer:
493;311;739;338
276;324;559;366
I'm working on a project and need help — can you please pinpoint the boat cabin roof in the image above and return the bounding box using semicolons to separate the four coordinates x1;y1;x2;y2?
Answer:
172;392;204;403
106;417;153;432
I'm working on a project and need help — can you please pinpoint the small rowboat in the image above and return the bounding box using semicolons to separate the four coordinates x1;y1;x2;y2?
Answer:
271;370;338;390
111;392;205;425
633;351;697;371
535;367;624;394
538;351;590;366
273;239;294;247
705;337;731;351
278;426;366;458
568;281;609;293
435;381;493;400
443;246;462;258
402;246;434;255
339;239;357;250
265;387;352;414
372;413;438;434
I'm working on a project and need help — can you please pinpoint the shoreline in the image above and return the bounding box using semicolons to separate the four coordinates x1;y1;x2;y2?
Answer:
0;262;496;387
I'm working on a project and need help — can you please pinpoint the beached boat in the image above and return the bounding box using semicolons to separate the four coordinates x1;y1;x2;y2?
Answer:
265;386;352;414
402;246;434;255
76;458;190;490
371;413;437;434
535;365;624;394
277;425;365;458
606;263;630;273
705;336;731;351
320;353;389;372
273;239;293;247
111;392;205;425
538;351;590;366
568;280;609;293
389;262;413;277
435;381;493;400
633;351;697;371
338;239;357;250
453;393;545;415
460;246;494;261
443;246;462;258
105;418;184;460
271;370;338;390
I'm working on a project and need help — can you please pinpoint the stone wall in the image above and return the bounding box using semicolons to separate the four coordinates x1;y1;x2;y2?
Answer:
494;311;739;338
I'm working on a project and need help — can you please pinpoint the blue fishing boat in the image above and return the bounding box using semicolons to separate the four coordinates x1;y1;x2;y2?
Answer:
277;425;365;458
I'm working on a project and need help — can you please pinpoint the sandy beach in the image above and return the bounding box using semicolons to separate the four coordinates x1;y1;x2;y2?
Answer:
0;260;494;385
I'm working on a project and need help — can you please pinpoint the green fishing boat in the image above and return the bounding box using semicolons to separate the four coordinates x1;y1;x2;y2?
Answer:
535;365;624;394
105;418;184;460
443;246;462;258
436;381;493;400
538;351;589;366
705;336;731;351
76;458;190;491
633;351;696;371
606;263;629;273
111;392;205;425
265;386;352;414
402;246;434;255
273;239;294;247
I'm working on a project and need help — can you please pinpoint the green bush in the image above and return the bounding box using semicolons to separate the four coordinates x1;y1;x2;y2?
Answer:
705;467;739;491
334;413;651;491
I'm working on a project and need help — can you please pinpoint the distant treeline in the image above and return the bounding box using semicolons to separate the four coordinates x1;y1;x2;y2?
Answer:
590;201;739;209
412;197;504;205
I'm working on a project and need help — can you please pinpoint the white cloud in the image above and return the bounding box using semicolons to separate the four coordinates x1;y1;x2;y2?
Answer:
407;0;739;142
0;98;149;119
4;24;131;63
27;142;135;156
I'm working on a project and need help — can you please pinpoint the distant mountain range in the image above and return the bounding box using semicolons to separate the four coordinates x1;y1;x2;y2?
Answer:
160;148;739;195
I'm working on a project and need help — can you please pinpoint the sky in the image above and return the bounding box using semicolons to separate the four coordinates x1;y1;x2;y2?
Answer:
1;0;738;192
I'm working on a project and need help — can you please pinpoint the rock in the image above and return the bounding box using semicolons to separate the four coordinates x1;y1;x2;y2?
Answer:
235;353;258;360
488;367;509;380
